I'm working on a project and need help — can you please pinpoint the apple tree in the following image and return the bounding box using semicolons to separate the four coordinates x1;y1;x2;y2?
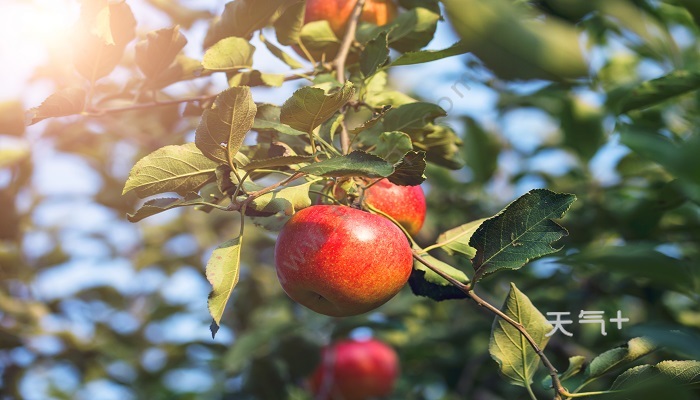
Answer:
1;0;700;399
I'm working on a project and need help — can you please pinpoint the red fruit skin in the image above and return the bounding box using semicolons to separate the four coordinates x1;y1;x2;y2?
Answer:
274;205;413;317
364;179;426;236
309;339;399;400
304;0;398;36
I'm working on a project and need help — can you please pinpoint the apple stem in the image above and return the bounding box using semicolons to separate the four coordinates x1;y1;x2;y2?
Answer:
411;251;571;400
334;0;367;154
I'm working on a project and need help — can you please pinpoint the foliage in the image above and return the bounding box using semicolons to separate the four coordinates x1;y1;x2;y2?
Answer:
1;0;700;399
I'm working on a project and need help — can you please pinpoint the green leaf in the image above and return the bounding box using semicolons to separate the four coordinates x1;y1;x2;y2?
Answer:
628;325;700;360
388;150;426;186
195;86;257;165
273;0;305;46
620;129;700;187
203;0;287;48
409;252;469;301
260;34;303;69
562;244;698;296
242;155;314;171
435;219;487;258
373;131;413;164
360;7;440;53
135;27;188;80
126;193;209;222
299;20;340;54
489;283;553;388
361;31;389;77
280;82;355;133
206;237;243;338
122;143;218;198
464;117;499;182
252;120;306;136
202;37;255;71
421;124;465;170
0;101;25;136
299;150;394;179
27;88;86;125
470;189;576;282
228;70;284;87
607;70;700;114
560;96;605;160
381;102;447;135
442;0;587;81
390;40;470;66
145;55;207;90
247;181;314;216
588;337;657;378
73;1;136;81
253;104;306;136
611;360;700;390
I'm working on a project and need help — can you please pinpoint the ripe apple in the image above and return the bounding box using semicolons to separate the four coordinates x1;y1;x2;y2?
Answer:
274;205;412;317
305;0;399;37
363;178;426;236
309;338;399;400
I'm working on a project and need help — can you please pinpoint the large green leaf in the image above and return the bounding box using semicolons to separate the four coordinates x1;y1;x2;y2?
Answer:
203;0;288;48
135;27;187;79
435;219;487;258
122;143;218;198
442;0;587;81
206;237;243;338
409;252;470;301
298;151;394;178
489;283;553;388
470;189;576;282
280;83;355;133
202;37;255;71
608;70;700;114
195;86;257;165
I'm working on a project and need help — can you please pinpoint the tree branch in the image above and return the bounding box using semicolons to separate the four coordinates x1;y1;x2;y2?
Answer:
83;71;313;117
334;0;366;154
412;251;570;400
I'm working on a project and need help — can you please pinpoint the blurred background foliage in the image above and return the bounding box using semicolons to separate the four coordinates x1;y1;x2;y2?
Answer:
1;0;699;399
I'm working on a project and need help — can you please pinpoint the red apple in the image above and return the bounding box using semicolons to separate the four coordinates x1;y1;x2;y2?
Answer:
363;179;426;236
305;0;399;37
274;205;412;317
309;338;399;400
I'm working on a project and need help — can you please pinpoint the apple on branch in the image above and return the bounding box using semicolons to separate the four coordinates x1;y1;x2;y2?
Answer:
308;338;399;400
274;205;412;317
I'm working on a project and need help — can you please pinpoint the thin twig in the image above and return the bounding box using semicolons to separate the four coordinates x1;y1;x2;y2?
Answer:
334;0;366;154
83;71;313;117
411;251;570;400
